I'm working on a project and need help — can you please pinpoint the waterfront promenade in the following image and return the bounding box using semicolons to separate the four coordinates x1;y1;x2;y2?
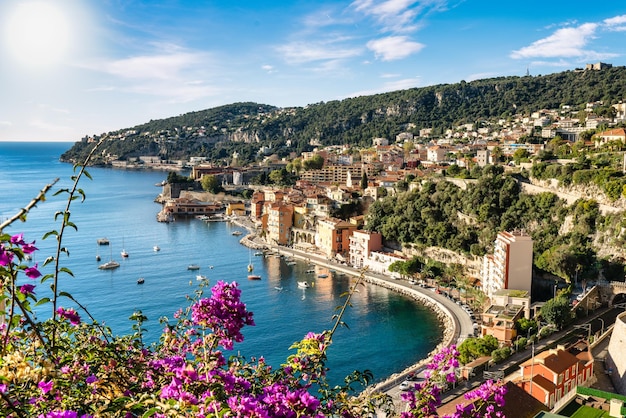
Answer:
230;215;475;396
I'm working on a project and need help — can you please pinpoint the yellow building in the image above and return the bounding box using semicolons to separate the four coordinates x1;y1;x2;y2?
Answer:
226;201;246;216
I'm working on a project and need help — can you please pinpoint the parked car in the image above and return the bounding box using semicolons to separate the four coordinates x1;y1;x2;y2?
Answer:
399;380;413;391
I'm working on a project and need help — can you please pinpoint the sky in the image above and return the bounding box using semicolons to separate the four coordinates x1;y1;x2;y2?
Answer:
0;1;625;142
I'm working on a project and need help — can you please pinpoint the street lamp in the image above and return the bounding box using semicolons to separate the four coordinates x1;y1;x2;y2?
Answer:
598;318;605;336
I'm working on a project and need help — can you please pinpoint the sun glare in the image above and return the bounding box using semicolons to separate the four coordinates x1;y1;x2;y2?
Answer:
4;1;72;70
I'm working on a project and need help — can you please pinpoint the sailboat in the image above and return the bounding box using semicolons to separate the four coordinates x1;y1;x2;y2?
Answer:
247;249;254;272
99;245;120;270
121;237;129;258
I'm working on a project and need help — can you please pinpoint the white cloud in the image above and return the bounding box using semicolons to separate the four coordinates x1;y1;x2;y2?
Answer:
351;0;446;32
604;14;626;31
510;23;598;59
276;40;362;64
0;120;12;127
366;36;424;60
262;64;275;73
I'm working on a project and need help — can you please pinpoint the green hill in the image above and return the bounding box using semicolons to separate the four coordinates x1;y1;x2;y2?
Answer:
61;66;626;165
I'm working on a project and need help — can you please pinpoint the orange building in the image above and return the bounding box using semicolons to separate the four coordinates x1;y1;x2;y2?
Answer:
316;217;357;259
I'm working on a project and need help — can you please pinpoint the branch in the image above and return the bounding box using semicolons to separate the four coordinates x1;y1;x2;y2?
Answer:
0;179;59;233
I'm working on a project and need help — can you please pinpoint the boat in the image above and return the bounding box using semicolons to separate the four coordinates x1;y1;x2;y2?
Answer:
254;251;264;256
121;249;129;258
153;245;160;252
286;260;297;266
97;238;110;245
98;260;120;270
274;286;283;291
231;231;242;236
248;275;261;280
306;269;315;274
137;278;145;284
196;274;208;281
187;264;200;270
96;254;101;262
297;281;310;289
247;250;254;272
317;274;328;279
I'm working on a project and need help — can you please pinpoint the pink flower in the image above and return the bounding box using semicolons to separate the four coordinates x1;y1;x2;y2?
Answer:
57;307;81;326
19;284;36;295
25;264;41;279
38;379;53;394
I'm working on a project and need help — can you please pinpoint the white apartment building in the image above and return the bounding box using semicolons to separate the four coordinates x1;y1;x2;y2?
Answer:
482;231;533;297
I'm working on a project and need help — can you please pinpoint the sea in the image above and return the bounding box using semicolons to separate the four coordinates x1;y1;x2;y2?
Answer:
0;141;443;386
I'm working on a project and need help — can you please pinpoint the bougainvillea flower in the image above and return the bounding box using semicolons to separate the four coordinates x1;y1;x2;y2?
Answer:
19;283;36;295
57;307;81;325
25;264;41;279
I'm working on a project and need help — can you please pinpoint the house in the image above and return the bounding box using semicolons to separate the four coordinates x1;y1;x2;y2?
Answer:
594;128;626;148
515;342;594;409
316;217;357;259
265;202;293;246
480;289;530;346
437;381;548;418
225;201;246;217
349;230;383;269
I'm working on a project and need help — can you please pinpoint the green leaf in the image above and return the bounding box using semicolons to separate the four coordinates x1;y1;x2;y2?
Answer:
42;231;59;240
36;297;51;306
84;170;92;180
59;267;74;277
53;188;70;196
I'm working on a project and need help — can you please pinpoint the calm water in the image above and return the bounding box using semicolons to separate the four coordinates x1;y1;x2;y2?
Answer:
0;141;442;385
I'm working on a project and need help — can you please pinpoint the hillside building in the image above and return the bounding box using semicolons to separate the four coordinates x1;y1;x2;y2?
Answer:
482;231;533;297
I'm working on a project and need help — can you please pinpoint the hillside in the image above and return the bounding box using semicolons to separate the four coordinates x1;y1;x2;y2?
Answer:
61;67;626;164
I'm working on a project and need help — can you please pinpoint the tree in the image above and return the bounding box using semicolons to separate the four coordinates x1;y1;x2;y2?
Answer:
540;296;572;329
200;174;221;193
360;172;368;190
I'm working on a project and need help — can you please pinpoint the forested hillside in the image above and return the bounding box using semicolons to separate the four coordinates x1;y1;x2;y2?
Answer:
61;67;626;164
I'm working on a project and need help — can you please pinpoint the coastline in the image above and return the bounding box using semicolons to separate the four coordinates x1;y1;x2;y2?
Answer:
229;215;466;392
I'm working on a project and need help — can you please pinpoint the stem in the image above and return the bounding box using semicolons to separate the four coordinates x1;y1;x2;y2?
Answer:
51;139;104;342
328;268;365;342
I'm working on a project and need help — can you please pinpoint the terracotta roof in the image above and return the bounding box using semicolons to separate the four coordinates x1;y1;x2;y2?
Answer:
437;381;548;418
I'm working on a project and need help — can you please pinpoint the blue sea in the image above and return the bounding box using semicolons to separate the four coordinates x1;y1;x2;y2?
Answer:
0;141;442;386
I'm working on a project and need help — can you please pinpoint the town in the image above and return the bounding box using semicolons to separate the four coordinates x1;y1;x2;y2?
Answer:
72;64;626;417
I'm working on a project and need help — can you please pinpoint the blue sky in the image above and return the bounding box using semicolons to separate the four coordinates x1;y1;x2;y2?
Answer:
1;0;625;142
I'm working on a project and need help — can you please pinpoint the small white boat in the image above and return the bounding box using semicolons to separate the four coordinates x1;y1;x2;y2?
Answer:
297;281;310;289
97;238;110;245
254;252;264;256
121;249;129;258
274;286;283;291
98;260;120;270
305;269;315;274
317;274;328;279
153;245;160;252
187;264;200;270
137;278;145;284
231;231;243;236
196;274;208;281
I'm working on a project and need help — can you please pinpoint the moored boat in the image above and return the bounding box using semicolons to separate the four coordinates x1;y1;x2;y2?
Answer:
297;281;310;289
97;238;110;245
153;245;160;252
248;275;261;280
137;278;145;284
196;274;208;281
98;260;120;270
187;264;200;270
